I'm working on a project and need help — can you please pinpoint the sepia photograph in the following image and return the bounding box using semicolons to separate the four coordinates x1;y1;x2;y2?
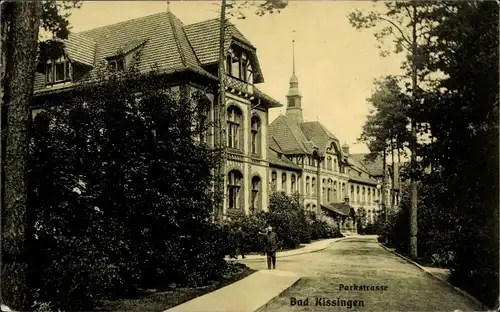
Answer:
0;0;498;311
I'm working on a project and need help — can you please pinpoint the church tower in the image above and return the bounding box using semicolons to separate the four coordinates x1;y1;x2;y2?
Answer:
286;39;303;123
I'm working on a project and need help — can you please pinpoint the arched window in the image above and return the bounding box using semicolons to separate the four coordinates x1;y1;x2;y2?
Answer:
228;170;243;209
312;204;316;212
350;185;354;202
291;174;296;193
251;116;261;155
271;171;277;191
368;188;371;205
342;183;346;200
327;156;332;170
334;158;337;172
312;177;316;195
322;187;326;203
252;176;261;211
282;173;287;192
356;186;360;203
327;188;331;203
306;203;311;212
306;176;310;195
362;187;366;204
372;188;375;203
377;189;381;200
227;106;242;150
333;181;338;202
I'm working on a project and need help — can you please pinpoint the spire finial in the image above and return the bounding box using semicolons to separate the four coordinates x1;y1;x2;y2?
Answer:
292;30;296;75
167;1;170;11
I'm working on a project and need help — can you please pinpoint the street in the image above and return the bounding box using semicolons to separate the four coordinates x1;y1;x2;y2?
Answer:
241;236;481;311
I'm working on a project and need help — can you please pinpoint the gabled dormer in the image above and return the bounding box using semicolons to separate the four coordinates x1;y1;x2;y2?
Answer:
44;55;72;85
226;47;253;85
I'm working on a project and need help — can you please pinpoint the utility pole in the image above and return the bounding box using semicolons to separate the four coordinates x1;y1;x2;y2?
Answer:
216;0;227;222
409;0;418;260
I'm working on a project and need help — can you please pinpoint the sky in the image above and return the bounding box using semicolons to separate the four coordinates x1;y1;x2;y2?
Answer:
65;0;406;154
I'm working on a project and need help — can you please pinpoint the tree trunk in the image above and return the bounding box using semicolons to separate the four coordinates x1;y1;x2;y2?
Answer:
382;145;387;222
391;135;395;210
409;1;418;260
1;1;41;309
215;0;227;222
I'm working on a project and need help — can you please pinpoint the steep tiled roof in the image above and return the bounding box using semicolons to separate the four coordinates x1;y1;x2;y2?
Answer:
184;18;253;64
78;11;202;74
268;115;311;154
34;11;269;93
347;168;378;185
300;121;340;155
350;153;384;176
64;33;96;67
268;148;302;171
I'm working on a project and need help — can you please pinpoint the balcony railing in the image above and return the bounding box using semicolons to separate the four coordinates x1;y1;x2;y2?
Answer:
225;75;253;95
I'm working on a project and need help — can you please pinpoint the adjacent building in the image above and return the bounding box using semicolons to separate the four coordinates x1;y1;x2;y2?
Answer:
30;10;399;227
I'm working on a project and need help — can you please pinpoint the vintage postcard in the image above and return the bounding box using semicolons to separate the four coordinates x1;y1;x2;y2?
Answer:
0;1;498;311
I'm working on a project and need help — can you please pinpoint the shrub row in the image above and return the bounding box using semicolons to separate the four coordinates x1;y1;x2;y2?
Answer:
223;192;343;255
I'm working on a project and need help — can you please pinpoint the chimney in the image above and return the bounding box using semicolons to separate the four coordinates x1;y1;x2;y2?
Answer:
342;142;349;156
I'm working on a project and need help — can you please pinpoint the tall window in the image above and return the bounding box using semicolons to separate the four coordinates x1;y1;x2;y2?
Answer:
327;188;331;203
251;116;260;155
333;181;337;202
228;170;242;209
282;173;287;192
357;186;360;203
251;176;261;211
306;176;310;195
271;171;277;191
362;187;366;203
45;57;71;84
291;174;296;193
312;177;316;195
227;106;242;150
334;158;337;172
327;157;332;170
351;185;354;202
322;187;326;204
368;188;371;205
226;49;253;82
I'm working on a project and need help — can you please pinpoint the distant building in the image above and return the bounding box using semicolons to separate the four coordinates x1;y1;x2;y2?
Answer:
30;10;399;229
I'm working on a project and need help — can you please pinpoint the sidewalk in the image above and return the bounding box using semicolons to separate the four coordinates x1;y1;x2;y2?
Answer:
164;269;301;312
378;242;487;311
225;236;351;262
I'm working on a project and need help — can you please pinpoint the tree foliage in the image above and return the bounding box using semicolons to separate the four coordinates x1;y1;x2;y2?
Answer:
358;1;499;308
29;65;225;310
360;75;411;157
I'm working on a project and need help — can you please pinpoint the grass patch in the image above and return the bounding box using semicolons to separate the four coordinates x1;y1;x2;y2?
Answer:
99;263;255;312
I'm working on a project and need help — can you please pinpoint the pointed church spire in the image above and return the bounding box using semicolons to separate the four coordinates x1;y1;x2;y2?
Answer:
286;31;303;124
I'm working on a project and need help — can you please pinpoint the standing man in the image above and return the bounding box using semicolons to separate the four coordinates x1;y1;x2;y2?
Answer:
235;226;246;259
263;226;278;270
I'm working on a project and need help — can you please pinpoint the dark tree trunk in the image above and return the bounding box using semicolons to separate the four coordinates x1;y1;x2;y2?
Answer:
1;1;41;309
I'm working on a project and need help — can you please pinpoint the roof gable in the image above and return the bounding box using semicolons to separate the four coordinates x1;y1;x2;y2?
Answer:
300;121;341;156
268;115;311;154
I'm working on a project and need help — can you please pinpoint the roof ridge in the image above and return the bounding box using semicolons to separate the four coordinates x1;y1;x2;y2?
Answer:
77;11;168;35
166;12;187;67
283;117;308;154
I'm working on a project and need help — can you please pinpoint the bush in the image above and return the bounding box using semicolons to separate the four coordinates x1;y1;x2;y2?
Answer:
267;192;310;249
28;68;225;310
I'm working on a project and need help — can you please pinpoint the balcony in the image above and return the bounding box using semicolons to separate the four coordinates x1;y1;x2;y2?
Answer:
225;75;253;96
